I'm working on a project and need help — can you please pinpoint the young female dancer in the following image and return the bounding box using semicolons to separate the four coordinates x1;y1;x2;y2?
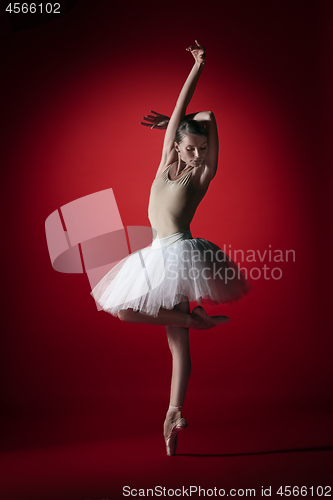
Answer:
90;41;253;456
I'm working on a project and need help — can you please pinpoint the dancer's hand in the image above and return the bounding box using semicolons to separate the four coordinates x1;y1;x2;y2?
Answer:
140;111;170;130
186;40;206;65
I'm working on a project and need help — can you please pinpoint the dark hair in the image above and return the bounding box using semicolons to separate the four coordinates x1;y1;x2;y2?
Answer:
175;119;208;144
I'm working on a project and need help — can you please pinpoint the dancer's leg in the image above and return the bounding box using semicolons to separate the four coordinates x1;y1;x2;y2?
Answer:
164;301;191;442
117;305;230;329
165;301;191;407
118;305;189;327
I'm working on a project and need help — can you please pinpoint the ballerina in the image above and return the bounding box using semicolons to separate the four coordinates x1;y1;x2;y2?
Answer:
90;40;253;456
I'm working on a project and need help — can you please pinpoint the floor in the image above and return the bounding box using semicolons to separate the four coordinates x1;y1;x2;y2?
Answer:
0;405;332;500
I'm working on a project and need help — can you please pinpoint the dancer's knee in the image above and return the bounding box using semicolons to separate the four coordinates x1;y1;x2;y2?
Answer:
173;301;190;314
117;309;135;322
117;309;127;321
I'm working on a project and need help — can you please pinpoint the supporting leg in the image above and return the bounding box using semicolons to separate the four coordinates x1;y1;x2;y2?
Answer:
163;301;191;453
165;301;191;408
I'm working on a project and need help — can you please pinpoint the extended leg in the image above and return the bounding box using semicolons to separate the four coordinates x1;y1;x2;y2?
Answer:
118;305;189;327
117;305;230;329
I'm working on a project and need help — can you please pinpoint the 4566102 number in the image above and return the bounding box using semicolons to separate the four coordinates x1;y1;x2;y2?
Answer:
6;3;61;14
276;486;331;496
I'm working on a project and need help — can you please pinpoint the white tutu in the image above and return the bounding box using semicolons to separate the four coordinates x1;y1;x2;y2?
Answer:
90;230;253;317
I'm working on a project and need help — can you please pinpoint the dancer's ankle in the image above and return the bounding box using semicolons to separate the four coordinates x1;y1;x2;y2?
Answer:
168;404;182;413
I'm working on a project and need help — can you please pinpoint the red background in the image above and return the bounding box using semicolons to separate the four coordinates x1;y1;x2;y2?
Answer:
1;1;332;499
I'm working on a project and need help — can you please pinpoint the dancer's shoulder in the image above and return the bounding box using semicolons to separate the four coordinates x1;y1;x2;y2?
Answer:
191;163;213;191
154;150;178;180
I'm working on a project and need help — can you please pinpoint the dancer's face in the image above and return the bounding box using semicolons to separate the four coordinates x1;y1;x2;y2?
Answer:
175;134;208;167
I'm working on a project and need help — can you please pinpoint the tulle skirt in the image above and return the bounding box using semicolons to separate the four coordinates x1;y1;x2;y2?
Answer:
90;230;253;317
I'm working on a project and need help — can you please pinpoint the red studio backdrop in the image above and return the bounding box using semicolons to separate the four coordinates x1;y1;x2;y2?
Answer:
1;1;332;500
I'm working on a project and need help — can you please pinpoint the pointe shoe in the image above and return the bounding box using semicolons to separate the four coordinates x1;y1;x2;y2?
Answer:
191;306;230;329
165;416;188;456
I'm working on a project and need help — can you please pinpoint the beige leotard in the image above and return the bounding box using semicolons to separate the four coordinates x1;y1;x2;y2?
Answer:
148;163;208;239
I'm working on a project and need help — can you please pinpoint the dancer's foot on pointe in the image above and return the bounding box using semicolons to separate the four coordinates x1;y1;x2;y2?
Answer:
187;306;230;330
164;406;188;456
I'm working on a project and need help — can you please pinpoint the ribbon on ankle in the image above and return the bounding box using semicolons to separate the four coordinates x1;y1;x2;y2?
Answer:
168;404;182;412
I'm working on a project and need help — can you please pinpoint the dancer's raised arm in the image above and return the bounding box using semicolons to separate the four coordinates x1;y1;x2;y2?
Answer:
155;41;206;176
